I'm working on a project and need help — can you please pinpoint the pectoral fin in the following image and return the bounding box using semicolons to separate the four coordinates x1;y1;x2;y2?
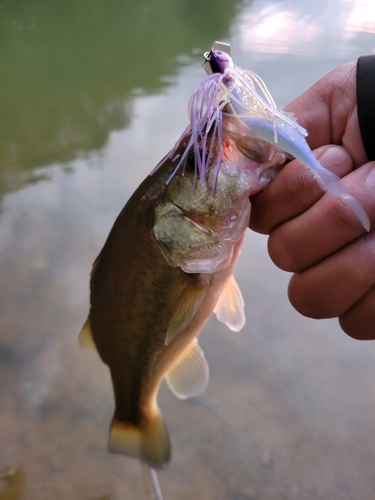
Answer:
165;284;206;346
165;338;209;400
214;275;245;332
78;318;97;351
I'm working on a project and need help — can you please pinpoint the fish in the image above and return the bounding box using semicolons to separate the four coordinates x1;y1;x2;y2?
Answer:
79;42;369;470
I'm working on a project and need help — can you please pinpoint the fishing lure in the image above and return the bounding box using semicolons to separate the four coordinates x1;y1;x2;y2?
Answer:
162;41;370;230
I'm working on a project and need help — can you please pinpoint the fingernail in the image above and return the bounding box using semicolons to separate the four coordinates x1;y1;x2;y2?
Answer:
365;163;375;188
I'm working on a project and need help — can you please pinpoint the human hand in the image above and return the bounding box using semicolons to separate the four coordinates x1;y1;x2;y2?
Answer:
249;62;375;340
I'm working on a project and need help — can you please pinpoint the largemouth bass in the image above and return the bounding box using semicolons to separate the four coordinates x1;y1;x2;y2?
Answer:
80;117;282;468
80;42;368;470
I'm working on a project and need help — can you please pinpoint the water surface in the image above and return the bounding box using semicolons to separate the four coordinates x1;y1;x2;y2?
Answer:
1;1;375;499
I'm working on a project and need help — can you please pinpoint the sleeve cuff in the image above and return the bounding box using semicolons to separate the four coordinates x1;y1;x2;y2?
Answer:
357;55;375;161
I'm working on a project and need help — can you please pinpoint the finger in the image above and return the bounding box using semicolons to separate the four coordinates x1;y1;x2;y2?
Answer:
268;161;375;273
339;286;375;340
283;82;332;149
250;145;354;234
287;231;375;319
284;62;368;166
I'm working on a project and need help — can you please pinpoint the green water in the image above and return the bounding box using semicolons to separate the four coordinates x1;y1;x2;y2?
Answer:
1;0;375;499
0;0;239;191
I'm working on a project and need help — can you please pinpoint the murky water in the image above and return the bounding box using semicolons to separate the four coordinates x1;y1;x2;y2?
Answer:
1;1;375;498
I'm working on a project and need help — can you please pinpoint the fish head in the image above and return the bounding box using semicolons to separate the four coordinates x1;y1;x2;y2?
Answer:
152;116;284;274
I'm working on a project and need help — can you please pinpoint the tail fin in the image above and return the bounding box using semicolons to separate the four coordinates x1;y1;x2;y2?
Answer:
108;411;171;469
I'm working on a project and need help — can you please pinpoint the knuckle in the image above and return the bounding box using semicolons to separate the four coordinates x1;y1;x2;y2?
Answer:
339;287;375;340
287;274;335;319
267;231;297;272
339;315;369;340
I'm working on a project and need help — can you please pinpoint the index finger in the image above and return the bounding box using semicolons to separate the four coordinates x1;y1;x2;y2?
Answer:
284;62;368;167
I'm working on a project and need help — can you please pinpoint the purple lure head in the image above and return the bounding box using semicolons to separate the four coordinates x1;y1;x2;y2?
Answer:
205;49;233;74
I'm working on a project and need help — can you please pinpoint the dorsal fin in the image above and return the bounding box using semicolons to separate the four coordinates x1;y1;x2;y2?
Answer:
165;338;209;400
213;275;245;332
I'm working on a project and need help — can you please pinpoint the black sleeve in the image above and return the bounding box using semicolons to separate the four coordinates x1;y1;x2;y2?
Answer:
356;55;375;161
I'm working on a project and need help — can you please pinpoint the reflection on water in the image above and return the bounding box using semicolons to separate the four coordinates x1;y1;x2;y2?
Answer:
0;0;240;194
1;0;375;499
235;0;375;58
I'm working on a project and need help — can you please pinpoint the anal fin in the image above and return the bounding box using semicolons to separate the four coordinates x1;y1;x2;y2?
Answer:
165;338;209;400
214;275;245;332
